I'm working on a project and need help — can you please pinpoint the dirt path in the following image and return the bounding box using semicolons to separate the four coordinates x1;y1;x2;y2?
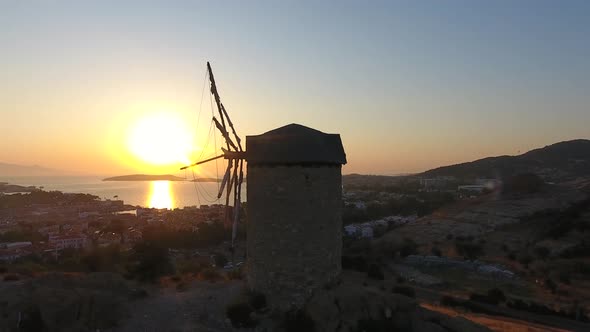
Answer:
109;280;246;332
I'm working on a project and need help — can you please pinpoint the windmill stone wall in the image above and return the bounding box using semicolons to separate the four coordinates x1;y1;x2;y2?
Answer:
246;124;347;310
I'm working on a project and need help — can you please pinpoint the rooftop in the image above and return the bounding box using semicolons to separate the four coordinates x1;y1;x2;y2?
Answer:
246;123;347;165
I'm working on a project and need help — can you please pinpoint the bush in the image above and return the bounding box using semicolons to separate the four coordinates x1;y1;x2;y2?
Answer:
248;291;267;311
342;255;368;272
399;238;418;257
176;259;205;274
518;254;533;267
3;273;20;281
559;272;571;285
392;286;415;298
455;240;484;260
431;247;442;257
469;292;500;305
129;241;174;282
534;246;550;260
487;288;506;303
199;268;222;282
226;302;256;328
502;173;544;194
226;268;243;280
440;295;462;307
559;242;590;258
283;310;315;332
356;318;394;332
367;264;384;280
213;254;228;268
176;281;189;292
544;278;557;293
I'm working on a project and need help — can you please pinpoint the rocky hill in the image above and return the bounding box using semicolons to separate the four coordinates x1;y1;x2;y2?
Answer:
421;139;590;182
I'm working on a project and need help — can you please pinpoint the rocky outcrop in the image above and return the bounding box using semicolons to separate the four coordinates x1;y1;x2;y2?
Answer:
300;274;491;332
0;273;142;332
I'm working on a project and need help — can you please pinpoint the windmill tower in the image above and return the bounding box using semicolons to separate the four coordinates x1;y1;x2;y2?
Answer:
183;63;347;310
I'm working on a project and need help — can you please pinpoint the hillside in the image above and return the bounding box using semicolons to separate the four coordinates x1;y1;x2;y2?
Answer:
0;162;73;177
422;139;590;182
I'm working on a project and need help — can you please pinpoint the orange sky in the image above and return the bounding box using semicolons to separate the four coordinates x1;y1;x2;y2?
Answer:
1;2;589;176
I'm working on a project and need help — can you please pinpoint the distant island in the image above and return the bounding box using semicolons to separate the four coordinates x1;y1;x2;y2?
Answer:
0;182;39;193
103;174;186;181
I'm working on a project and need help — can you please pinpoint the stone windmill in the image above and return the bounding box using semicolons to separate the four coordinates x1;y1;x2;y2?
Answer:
182;63;347;310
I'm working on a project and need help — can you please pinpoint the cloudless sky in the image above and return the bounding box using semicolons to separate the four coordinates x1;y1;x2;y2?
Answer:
1;0;589;176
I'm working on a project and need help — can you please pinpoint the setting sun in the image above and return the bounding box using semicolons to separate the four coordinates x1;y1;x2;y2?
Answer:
127;112;194;166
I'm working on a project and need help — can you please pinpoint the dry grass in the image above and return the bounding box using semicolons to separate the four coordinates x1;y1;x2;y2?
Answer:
421;303;569;332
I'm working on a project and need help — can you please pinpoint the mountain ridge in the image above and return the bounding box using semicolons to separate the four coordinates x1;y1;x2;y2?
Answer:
421;139;590;181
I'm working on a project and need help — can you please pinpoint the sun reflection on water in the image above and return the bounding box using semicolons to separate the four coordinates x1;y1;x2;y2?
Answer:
148;181;174;209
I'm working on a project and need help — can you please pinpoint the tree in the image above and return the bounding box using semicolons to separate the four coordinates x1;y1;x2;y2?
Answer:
129;241;174;281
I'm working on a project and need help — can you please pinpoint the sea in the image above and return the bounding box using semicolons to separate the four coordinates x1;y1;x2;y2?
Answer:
0;176;244;209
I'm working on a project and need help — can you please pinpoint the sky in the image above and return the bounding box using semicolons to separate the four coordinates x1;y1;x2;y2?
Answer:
1;0;589;176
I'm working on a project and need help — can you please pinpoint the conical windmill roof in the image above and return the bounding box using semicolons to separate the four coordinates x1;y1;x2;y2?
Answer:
246;124;347;165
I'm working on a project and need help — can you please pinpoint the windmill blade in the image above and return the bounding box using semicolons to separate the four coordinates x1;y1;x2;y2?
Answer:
213;117;238;151
223;163;239;228
207;62;227;132
180;154;224;170
217;161;233;199
232;159;245;247
221;103;243;151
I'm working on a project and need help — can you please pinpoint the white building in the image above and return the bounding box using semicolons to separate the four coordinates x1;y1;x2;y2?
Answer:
360;227;374;239
49;234;88;250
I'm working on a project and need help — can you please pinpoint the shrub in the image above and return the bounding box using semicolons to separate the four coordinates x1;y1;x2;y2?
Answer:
469;293;499;305
559;272;571;285
534;246;550;260
226;302;256;328
392;286;415;298
518;254;533;267
283;310;316;332
199;268;222;282
487;288;506;303
342;255;368;272
226;268;243;280
213;254;228;268
176;282;189;292
367;264;384;280
248;291;267;311
431;247;442;257
559;242;590;258
544;278;557;293
356;318;394;332
440;295;462;307
129;241;174;282
455;240;484;260
502;173;544;194
176;259;204;274
399;238;418;257
3;273;20;281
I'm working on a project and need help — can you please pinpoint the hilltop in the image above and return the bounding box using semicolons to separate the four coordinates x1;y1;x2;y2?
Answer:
0;162;74;177
421;139;590;182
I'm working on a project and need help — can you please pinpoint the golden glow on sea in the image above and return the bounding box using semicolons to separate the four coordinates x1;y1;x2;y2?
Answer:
148;181;175;209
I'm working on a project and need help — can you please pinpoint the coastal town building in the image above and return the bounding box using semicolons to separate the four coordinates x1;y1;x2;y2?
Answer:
49;233;88;250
